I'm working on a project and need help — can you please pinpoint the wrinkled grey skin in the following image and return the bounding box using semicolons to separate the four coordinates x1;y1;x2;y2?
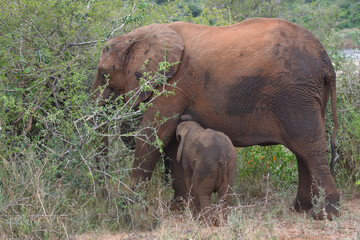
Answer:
175;120;237;226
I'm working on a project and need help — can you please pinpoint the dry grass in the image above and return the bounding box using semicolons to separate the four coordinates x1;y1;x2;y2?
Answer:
74;192;360;240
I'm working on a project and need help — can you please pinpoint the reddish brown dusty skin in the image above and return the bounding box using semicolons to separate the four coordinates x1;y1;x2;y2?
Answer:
92;18;339;220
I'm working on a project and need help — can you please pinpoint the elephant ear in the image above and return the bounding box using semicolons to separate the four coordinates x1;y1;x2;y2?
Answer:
121;24;184;104
176;123;190;162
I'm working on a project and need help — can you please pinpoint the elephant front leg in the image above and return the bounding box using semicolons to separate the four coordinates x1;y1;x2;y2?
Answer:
164;136;189;210
130;102;184;189
131;130;162;189
131;126;175;188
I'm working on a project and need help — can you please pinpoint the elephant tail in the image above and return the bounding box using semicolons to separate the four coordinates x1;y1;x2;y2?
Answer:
327;70;339;176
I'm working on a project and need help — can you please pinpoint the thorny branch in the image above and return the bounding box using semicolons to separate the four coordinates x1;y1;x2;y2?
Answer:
65;1;138;49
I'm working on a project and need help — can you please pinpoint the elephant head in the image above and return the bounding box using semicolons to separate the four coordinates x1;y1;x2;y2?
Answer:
92;24;184;106
176;120;201;162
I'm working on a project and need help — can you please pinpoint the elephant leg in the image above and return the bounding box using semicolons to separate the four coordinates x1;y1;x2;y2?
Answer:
217;183;231;224
171;159;187;199
218;158;236;217
287;124;340;220
131;130;161;189
293;156;313;212
309;155;340;221
93;129;109;196
192;170;219;225
195;191;214;224
170;159;188;210
130;97;185;188
94;124;109;192
131;109;184;188
165;136;188;210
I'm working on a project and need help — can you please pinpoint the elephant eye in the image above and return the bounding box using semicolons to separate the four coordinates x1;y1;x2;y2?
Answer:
99;70;109;84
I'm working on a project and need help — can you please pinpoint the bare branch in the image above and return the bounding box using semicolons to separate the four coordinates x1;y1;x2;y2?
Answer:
66;39;106;47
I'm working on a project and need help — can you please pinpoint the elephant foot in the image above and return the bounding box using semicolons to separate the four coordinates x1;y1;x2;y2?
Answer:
291;196;312;213
324;201;340;220
198;207;226;227
211;216;221;227
169;197;186;211
309;195;340;221
308;206;338;221
291;196;340;221
199;212;221;227
307;207;325;220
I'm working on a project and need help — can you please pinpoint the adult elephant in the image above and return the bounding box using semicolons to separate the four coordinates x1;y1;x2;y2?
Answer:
92;18;339;220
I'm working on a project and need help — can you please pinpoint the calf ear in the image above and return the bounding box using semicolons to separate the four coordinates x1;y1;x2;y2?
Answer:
176;125;189;162
176;138;184;163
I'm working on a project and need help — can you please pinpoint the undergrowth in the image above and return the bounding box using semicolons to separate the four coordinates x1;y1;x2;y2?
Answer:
0;0;359;238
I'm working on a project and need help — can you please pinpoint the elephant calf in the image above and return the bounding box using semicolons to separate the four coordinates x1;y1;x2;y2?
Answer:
176;118;237;226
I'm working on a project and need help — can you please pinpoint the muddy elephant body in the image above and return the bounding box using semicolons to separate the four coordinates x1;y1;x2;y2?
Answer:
175;120;237;225
92;18;339;219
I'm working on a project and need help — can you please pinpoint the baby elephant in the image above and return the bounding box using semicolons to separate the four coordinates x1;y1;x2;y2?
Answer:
176;119;237;226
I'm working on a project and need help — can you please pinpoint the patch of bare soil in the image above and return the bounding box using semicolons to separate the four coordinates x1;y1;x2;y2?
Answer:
75;197;360;240
274;198;360;240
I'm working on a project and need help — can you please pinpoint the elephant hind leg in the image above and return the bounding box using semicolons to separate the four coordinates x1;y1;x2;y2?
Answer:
192;174;220;225
216;183;231;225
288;135;340;220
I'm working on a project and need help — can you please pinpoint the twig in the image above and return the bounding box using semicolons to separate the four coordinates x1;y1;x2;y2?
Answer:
108;23;126;38
191;222;202;239
66;39;106;47
66;1;138;48
108;3;137;38
80;154;96;197
240;173;271;239
61;221;70;239
99;170;136;196
0;214;74;218
36;182;50;225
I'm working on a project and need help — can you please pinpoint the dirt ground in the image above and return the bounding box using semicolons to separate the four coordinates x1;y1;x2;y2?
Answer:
273;198;360;240
75;196;360;240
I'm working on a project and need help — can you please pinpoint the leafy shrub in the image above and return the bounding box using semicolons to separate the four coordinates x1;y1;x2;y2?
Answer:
0;0;178;237
331;53;360;193
234;145;297;199
0;0;359;238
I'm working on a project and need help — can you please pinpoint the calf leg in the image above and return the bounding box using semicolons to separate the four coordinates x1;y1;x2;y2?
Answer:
192;167;219;226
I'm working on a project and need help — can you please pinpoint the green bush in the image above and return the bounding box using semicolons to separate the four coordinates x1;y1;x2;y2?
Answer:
331;54;360;194
0;0;178;237
0;0;359;238
234;145;297;200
